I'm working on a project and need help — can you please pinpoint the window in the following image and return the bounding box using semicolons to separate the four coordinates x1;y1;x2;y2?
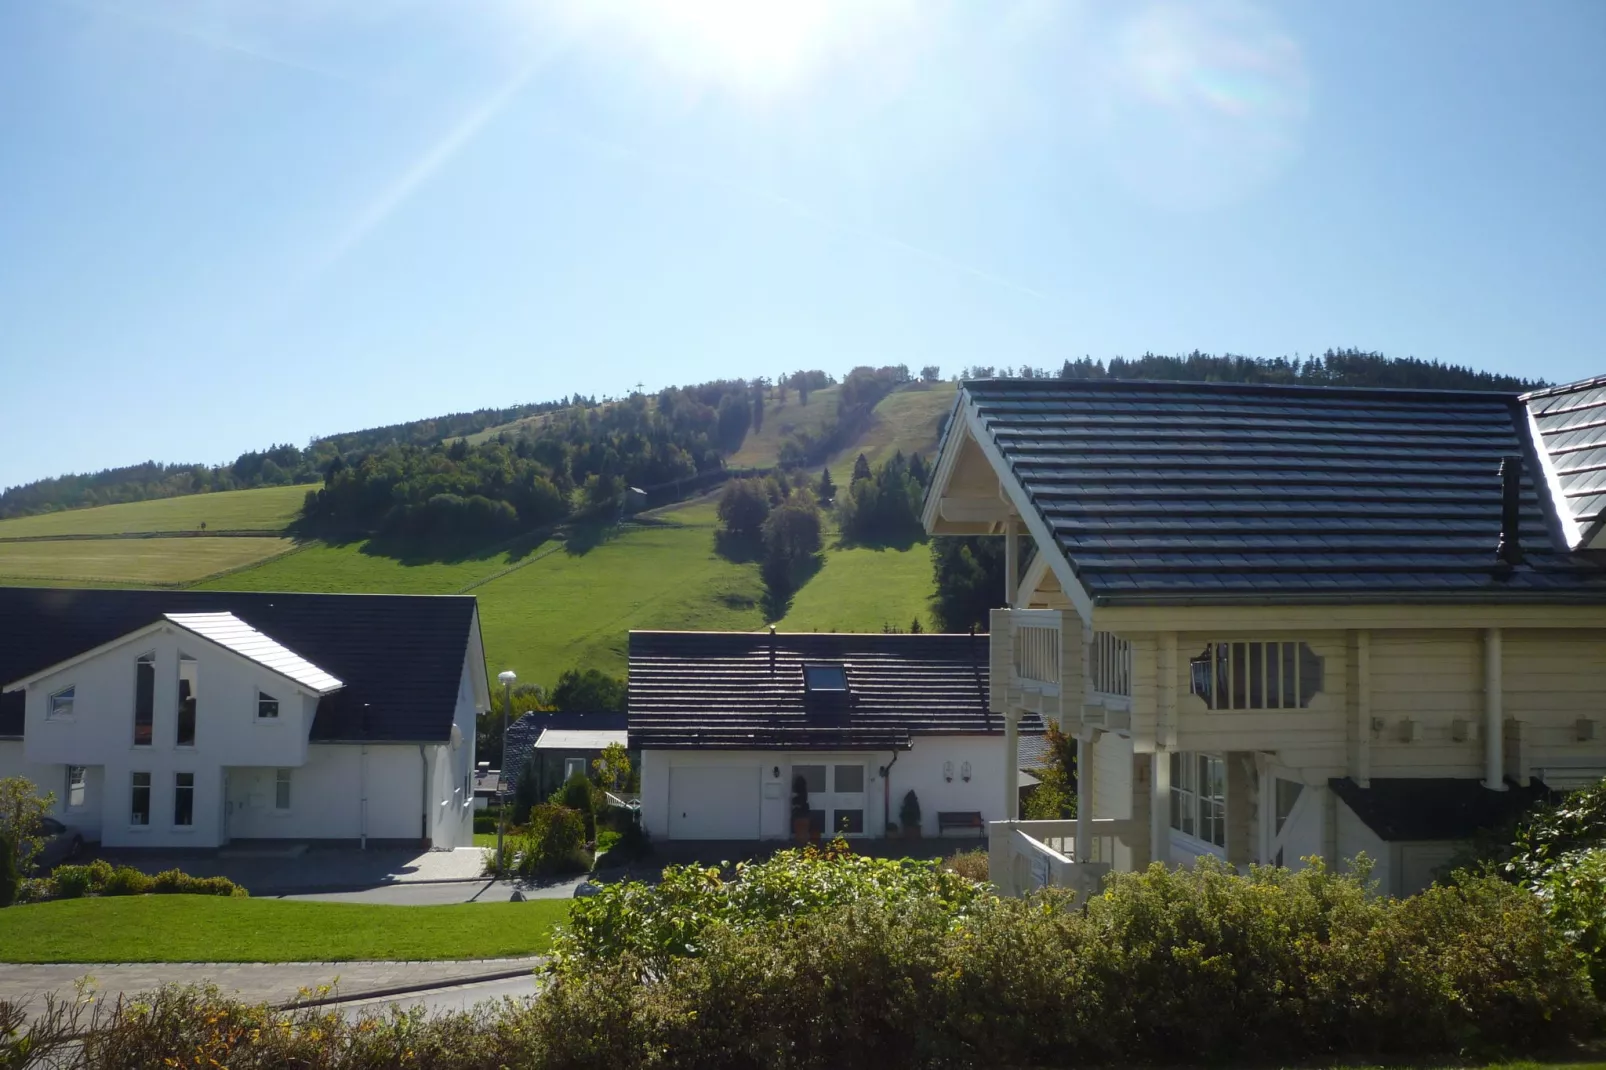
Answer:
47;686;75;720
803;664;848;692
257;691;279;719
835;809;865;835
793;764;826;793
833;764;865;793
173;773;195;827
176;655;198;746
564;757;586;782
65;766;86;809
1170;752;1225;848
130;772;151;826
274;768;291;811
134;653;155;745
1189;642;1323;710
1274;778;1304;836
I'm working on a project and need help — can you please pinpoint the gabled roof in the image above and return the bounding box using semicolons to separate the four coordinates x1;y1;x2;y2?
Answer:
165;613;343;694
502;710;629;791
948;378;1606;604
1329;776;1553;842
629;630;1035;750
0;588;479;742
1524;375;1606;549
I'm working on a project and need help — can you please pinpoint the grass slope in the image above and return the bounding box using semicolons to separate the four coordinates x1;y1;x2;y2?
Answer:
472;498;767;686
196;537;556;595
0;896;568;963
778;538;935;635
0;537;295;586
0;484;310;538
728;385;843;469
826;382;955;483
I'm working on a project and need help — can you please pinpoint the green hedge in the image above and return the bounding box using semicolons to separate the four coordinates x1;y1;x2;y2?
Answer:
24;860;246;903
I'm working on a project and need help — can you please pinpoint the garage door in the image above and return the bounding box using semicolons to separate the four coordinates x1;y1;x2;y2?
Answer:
669;766;760;840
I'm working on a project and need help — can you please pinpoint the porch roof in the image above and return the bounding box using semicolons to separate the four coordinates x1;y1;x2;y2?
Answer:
955;378;1606;604
1328;776;1553;842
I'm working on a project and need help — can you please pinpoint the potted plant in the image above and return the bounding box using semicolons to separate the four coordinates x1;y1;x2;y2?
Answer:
900;789;922;839
791;775;812;844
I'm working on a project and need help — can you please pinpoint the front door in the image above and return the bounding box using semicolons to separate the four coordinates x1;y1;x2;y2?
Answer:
793;763;868;838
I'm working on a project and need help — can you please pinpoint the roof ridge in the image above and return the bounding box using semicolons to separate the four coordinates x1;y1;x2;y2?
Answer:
963;377;1522;403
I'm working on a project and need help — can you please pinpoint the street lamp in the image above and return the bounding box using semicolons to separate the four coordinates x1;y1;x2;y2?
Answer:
496;669;517;875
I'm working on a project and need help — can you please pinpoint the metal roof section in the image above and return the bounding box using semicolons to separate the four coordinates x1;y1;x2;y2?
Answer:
959;378;1606;605
534;728;629;751
1524;375;1606;549
629;630;1039;750
165;612;344;695
1328;776;1553;842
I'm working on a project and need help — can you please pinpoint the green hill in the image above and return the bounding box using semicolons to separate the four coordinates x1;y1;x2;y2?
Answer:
2;383;952;681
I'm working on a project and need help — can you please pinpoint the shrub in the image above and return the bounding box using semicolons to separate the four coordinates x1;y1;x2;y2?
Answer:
1534;847;1606;997
555;838;985;978
0;833;18;909
596;830;622;856
101;865;152;897
472;811;500;835
900;789;921;830
149;869;247;898
516;804;589;878
51;863;95;899
943;848;989;883
26;861;244;902
559;774;597;842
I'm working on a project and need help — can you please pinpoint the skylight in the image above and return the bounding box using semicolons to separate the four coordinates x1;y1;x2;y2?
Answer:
804;664;849;692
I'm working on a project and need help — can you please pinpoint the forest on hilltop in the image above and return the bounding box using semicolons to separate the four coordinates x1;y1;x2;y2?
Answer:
1;349;1543;521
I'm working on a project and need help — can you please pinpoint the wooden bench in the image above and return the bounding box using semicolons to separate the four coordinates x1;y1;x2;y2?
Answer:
937;811;986;837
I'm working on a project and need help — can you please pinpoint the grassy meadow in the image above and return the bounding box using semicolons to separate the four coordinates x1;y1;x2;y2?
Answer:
0;483;309;538
0;537;296;586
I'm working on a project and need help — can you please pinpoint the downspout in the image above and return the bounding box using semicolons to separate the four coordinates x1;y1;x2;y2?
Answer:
419;744;430;847
880;749;900;833
1484;628;1505;791
359;745;368;851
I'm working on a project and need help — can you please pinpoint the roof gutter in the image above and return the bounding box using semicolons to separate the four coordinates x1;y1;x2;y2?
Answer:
1092;589;1606;608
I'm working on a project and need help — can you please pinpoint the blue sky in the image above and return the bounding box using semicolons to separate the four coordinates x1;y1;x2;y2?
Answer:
1;0;1602;491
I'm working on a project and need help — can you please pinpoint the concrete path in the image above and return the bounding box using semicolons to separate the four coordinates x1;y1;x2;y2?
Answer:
274;875;587;904
0;957;545;1013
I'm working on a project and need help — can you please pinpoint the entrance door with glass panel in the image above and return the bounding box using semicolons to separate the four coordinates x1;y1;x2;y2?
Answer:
792;762;868;838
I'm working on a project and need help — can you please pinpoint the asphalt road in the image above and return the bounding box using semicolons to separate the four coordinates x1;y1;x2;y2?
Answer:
331;973;545;1017
273;876;588;904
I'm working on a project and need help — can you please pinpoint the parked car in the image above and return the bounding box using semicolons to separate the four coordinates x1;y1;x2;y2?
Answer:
33;817;84;871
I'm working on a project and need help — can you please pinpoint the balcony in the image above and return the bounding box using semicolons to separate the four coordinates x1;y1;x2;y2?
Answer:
1010;610;1063;694
987;817;1143;899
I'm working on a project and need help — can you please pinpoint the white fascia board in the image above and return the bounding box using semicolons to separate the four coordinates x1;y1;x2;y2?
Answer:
3;619;170;692
1524;402;1584;550
465;607;492;713
921;392;971;532
958;397;1097;627
1014;551;1052;609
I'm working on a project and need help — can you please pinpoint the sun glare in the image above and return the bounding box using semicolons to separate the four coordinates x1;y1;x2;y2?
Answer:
556;0;915;97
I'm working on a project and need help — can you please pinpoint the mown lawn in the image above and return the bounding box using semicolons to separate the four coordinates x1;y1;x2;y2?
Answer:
0;484;311;538
0;537;296;586
0;896;569;963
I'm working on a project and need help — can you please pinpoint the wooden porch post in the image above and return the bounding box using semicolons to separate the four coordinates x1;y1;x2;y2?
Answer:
1004;708;1021;820
1149;748;1171;866
1075;732;1092;862
1225;752;1254;870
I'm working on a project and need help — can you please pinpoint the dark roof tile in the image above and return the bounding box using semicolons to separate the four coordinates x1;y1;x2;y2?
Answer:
0;587;478;741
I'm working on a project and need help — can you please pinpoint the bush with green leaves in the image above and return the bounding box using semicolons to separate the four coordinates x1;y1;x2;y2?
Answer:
1532;846;1606;997
514;803;589;878
558;774;597;842
25;860;246;903
555;838;985;977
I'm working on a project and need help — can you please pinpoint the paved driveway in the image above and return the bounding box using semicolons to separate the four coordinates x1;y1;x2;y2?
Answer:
85;844;489;894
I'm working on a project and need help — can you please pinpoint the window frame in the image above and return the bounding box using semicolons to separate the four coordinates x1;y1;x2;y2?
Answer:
47;685;75;721
256;691;280;720
1189;641;1324;711
65;765;87;810
175;653;198;748
133;652;156;747
130;771;152;828
173;772;195;828
1169;752;1226;849
802;664;849;693
563;756;586;782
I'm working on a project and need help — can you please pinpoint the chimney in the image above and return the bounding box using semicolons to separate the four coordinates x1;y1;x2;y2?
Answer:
1495;456;1524;577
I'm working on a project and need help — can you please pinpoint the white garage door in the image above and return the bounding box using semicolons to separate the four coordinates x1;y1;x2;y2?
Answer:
669;766;760;840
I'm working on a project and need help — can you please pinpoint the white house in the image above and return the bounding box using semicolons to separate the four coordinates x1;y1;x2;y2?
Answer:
921;376;1606;897
630;628;1043;842
0;588;488;850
